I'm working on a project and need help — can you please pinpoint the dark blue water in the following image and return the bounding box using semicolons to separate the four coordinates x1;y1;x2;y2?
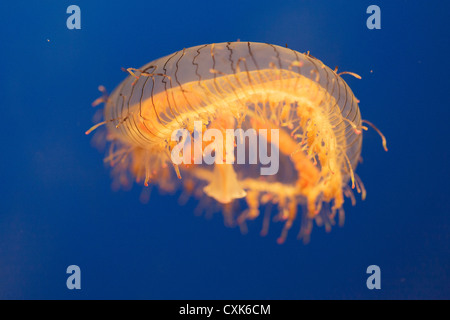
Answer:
0;0;448;299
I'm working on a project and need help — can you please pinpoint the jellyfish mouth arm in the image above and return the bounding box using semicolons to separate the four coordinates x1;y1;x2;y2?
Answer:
203;163;247;204
190;165;297;200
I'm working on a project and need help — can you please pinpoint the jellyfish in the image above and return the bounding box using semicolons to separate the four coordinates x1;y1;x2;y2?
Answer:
87;42;386;243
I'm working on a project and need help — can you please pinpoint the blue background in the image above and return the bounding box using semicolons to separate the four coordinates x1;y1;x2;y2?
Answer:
0;0;448;299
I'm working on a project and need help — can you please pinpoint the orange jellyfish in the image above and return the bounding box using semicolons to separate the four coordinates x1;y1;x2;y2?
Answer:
87;42;387;243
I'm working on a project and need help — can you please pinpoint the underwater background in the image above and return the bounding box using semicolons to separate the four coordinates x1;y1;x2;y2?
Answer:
0;0;449;299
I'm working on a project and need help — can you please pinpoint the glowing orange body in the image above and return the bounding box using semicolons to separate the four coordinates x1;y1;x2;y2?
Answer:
89;42;381;243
